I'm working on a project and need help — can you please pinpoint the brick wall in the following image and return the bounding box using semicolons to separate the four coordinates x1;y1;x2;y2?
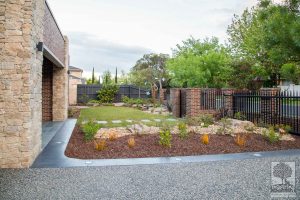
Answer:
42;58;53;121
43;1;65;64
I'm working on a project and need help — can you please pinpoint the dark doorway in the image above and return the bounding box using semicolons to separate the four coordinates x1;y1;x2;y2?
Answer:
42;57;53;121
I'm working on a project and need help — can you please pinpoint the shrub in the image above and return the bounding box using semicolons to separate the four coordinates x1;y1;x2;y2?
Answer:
186;114;214;127
263;127;280;143
201;134;209;145
82;121;101;141
121;96;130;103
234;112;246;121
88;100;100;104
127;137;135;148
94;139;106;151
108;131;118;141
159;127;172;147
274;124;292;135
178;122;188;139
97;85;119;103
235;134;246;147
217;118;232;135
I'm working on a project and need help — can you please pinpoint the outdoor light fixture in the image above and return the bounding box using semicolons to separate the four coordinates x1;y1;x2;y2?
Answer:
36;42;44;52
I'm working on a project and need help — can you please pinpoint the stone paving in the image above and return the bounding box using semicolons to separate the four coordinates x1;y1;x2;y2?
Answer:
84;118;177;125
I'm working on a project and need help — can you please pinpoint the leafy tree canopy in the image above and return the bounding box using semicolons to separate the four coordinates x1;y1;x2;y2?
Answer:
167;37;232;88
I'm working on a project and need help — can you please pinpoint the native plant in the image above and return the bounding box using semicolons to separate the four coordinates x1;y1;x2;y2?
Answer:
234;112;246;121
178;122;188;139
82;121;101;141
108;131;118;141
127;137;136;148
94;139;106;151
235;134;246;147
159;126;172;148
97;85;119;103
217;118;232;135
263;127;280;144
201;134;209;145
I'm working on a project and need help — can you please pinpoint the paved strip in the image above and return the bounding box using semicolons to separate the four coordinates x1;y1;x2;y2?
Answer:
1;155;300;199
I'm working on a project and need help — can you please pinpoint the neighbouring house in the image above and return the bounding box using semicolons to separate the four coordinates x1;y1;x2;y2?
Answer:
1;0;69;168
69;66;85;105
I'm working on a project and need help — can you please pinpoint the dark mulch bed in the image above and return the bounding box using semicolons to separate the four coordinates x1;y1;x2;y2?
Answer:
65;125;300;159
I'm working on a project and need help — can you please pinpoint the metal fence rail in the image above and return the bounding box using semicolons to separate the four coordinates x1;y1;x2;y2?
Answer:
232;91;300;135
77;84;150;103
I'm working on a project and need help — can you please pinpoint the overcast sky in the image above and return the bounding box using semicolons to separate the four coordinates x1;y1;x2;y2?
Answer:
48;0;261;78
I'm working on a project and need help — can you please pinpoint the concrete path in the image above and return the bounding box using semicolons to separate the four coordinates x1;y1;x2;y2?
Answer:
1;154;299;199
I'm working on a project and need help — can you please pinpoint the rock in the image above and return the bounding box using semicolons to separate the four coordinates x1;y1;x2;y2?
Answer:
280;134;295;141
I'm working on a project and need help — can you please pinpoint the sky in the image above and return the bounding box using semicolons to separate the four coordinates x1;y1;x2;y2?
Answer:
48;0;263;78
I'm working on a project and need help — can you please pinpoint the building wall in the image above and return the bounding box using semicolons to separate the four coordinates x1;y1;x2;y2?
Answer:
0;0;44;168
70;71;82;79
69;77;82;105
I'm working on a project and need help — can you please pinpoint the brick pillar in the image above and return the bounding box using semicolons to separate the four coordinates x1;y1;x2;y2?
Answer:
0;0;44;168
186;88;201;118
159;89;166;103
260;88;280;125
222;89;235;117
170;89;181;118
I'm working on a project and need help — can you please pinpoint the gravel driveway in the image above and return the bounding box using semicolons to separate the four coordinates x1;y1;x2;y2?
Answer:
1;155;299;199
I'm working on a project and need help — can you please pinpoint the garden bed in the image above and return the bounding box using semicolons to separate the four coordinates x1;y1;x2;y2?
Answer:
65;125;300;159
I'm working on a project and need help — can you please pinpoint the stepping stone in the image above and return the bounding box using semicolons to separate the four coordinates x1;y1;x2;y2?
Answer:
154;119;162;122
166;118;177;122
96;121;108;124
126;120;133;123
112;120;122;124
82;120;88;124
141;119;151;123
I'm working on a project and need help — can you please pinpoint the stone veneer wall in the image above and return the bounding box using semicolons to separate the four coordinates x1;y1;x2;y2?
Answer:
0;0;44;168
52;36;69;121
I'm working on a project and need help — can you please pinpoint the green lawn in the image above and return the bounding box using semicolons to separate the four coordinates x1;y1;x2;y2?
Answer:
78;106;178;128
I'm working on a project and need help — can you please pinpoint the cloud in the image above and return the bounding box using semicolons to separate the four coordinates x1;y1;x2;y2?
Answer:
68;32;153;77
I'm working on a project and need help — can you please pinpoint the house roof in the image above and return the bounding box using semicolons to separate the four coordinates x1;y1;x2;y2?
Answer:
69;66;83;72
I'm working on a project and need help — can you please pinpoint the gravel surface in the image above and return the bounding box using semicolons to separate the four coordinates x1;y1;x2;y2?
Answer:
1;155;299;199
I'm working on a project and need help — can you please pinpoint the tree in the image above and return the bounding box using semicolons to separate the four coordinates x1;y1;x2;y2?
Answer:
115;67;118;84
92;67;95;84
227;0;300;86
280;63;300;84
273;162;293;185
167;37;232;88
102;70;113;86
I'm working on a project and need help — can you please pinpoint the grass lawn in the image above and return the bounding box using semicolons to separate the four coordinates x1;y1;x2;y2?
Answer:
78;106;179;128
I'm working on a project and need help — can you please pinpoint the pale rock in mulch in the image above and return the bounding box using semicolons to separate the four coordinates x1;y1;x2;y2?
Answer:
95;127;131;139
128;124;160;135
280;134;295;141
114;103;125;107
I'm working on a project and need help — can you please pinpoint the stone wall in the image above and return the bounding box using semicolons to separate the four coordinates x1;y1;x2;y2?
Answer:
0;0;44;168
69;77;81;105
52;36;69;121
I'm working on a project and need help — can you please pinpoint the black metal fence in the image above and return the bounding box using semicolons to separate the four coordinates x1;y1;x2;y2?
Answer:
77;84;150;103
231;91;300;135
200;89;225;110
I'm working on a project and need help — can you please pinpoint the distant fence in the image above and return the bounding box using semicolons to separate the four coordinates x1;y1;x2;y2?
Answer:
77;84;150;103
170;88;300;135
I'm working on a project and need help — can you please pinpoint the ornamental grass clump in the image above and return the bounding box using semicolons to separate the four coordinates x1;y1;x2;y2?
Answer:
178;122;188;139
127;137;135;148
108;131;118;141
201;134;209;145
235;134;246;147
82;121;101;141
94;139;106;151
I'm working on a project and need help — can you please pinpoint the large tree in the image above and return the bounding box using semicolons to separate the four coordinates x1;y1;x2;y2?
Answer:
227;0;300;86
130;53;169;89
167;37;232;88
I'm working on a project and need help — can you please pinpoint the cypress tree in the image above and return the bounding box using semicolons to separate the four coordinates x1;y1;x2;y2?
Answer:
115;67;118;84
92;67;95;84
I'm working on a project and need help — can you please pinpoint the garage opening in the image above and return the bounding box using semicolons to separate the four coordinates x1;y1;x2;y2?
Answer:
42;57;53;122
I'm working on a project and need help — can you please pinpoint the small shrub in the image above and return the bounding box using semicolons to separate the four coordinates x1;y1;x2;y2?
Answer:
217;117;232;135
122;96;130;103
108;131;118;141
201;114;214;127
244;124;255;133
274;124;292;135
88;99;100;104
263;127;280;143
234;112;246;121
186;114;214;127
94;139;106;151
201;134;209;145
235;134;246;147
97;85;119;103
127;137;135;148
178;122;188;139
159;127;172;147
283;125;292;134
82;121;101;141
